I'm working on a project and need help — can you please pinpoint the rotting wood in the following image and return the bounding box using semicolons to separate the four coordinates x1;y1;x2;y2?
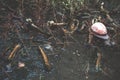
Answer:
8;44;21;60
38;46;51;71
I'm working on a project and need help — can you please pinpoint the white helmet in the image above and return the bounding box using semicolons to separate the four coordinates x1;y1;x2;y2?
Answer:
90;22;109;40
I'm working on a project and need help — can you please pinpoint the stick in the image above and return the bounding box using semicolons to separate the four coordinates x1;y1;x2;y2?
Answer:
52;23;67;26
38;46;51;71
8;44;21;60
26;19;51;37
47;21;67;26
96;52;102;70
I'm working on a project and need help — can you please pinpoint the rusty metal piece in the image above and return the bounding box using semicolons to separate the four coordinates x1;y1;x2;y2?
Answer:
38;46;51;71
8;44;21;60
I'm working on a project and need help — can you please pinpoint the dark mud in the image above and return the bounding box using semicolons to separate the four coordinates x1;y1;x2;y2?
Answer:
0;27;120;80
0;0;120;80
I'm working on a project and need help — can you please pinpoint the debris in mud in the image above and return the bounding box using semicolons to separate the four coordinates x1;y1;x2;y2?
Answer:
5;63;12;73
8;44;21;60
44;44;53;52
18;61;25;68
47;20;67;26
38;46;51;71
0;0;120;80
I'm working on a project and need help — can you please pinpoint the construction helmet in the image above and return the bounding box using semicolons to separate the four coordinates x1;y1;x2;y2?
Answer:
90;22;109;40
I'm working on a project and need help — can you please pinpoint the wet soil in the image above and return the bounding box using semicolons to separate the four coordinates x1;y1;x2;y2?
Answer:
0;28;120;80
0;1;120;80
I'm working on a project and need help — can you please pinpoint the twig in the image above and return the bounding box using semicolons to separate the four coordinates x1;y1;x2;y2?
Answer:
47;21;67;26
26;18;51;37
8;44;21;60
95;52;102;70
38;46;51;71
